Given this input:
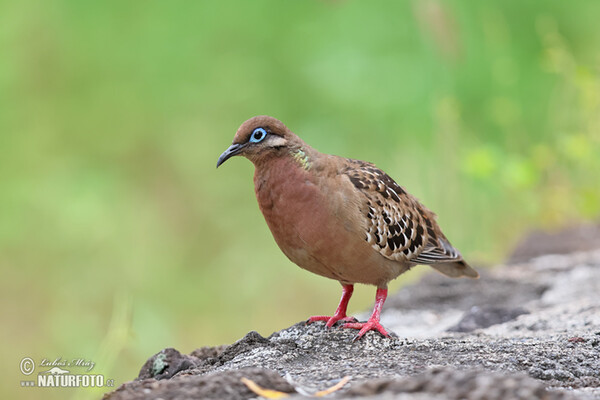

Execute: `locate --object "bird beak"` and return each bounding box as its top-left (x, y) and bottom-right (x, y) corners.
top-left (216, 143), bottom-right (245, 168)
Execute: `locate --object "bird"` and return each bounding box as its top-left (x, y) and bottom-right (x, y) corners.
top-left (217, 116), bottom-right (478, 340)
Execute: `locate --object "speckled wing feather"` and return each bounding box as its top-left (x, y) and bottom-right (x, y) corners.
top-left (342, 159), bottom-right (463, 265)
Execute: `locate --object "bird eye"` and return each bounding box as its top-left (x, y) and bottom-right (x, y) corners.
top-left (249, 128), bottom-right (267, 143)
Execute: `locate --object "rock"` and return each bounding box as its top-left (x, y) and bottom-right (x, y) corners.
top-left (344, 368), bottom-right (576, 400)
top-left (448, 306), bottom-right (529, 332)
top-left (509, 222), bottom-right (600, 263)
top-left (103, 248), bottom-right (600, 400)
top-left (105, 367), bottom-right (295, 400)
top-left (137, 348), bottom-right (200, 380)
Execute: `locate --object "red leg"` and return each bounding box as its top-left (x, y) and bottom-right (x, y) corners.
top-left (343, 287), bottom-right (389, 340)
top-left (307, 284), bottom-right (357, 328)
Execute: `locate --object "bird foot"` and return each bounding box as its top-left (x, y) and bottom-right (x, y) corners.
top-left (343, 319), bottom-right (390, 340)
top-left (306, 315), bottom-right (358, 328)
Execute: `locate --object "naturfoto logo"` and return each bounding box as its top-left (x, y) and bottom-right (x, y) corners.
top-left (19, 356), bottom-right (115, 389)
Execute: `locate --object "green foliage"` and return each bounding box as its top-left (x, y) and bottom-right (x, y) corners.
top-left (1, 1), bottom-right (599, 398)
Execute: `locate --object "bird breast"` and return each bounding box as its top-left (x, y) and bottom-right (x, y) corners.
top-left (253, 156), bottom-right (405, 286)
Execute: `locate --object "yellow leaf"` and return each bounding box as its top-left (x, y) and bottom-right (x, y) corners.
top-left (241, 377), bottom-right (290, 399)
top-left (314, 376), bottom-right (351, 397)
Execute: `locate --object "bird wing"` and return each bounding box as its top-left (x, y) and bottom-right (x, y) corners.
top-left (341, 159), bottom-right (463, 265)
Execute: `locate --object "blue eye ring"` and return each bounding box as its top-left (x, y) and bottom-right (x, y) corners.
top-left (249, 127), bottom-right (267, 143)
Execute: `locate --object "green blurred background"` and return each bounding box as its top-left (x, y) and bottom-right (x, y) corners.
top-left (2, 0), bottom-right (599, 398)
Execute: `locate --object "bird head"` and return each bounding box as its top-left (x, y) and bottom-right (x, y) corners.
top-left (217, 115), bottom-right (298, 167)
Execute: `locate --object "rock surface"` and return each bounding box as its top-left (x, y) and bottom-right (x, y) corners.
top-left (103, 246), bottom-right (600, 400)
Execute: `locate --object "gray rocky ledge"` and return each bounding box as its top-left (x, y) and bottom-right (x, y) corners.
top-left (104, 247), bottom-right (600, 400)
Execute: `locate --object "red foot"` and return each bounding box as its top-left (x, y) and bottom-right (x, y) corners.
top-left (343, 319), bottom-right (389, 340)
top-left (307, 315), bottom-right (358, 328)
top-left (306, 284), bottom-right (355, 328)
top-left (343, 287), bottom-right (390, 341)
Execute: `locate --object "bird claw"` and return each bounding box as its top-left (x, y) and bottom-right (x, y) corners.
top-left (307, 315), bottom-right (358, 328)
top-left (343, 320), bottom-right (390, 340)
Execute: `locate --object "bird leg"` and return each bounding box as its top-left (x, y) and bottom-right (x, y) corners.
top-left (343, 287), bottom-right (390, 340)
top-left (307, 284), bottom-right (357, 328)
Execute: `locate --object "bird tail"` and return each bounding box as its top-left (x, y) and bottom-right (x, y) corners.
top-left (429, 260), bottom-right (479, 279)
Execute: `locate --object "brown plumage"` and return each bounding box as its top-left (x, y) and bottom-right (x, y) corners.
top-left (217, 115), bottom-right (478, 340)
